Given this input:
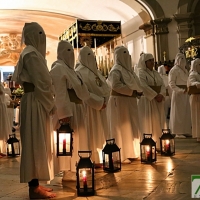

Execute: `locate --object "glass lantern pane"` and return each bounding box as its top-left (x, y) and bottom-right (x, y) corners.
top-left (13, 143), bottom-right (20, 154)
top-left (141, 145), bottom-right (151, 160)
top-left (104, 154), bottom-right (110, 168)
top-left (170, 139), bottom-right (175, 152)
top-left (78, 168), bottom-right (93, 189)
top-left (7, 144), bottom-right (12, 154)
top-left (162, 139), bottom-right (171, 153)
top-left (58, 133), bottom-right (71, 154)
top-left (113, 151), bottom-right (120, 169)
top-left (152, 146), bottom-right (156, 159)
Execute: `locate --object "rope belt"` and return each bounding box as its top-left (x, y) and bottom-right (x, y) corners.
top-left (23, 82), bottom-right (35, 93)
top-left (67, 89), bottom-right (82, 104)
top-left (111, 90), bottom-right (138, 98)
top-left (149, 85), bottom-right (161, 94)
top-left (188, 85), bottom-right (200, 94)
top-left (177, 85), bottom-right (187, 90)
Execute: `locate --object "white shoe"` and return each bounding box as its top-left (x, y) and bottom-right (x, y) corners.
top-left (122, 159), bottom-right (131, 164)
top-left (62, 171), bottom-right (76, 181)
top-left (175, 134), bottom-right (186, 138)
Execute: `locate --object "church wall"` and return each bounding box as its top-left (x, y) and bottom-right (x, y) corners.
top-left (121, 15), bottom-right (147, 65)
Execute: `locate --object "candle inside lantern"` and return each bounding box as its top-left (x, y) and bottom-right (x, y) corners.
top-left (63, 138), bottom-right (66, 154)
top-left (82, 170), bottom-right (87, 191)
top-left (146, 146), bottom-right (150, 161)
top-left (164, 140), bottom-right (170, 153)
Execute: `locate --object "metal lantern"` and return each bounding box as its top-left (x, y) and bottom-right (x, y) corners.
top-left (140, 134), bottom-right (156, 163)
top-left (76, 151), bottom-right (95, 196)
top-left (7, 134), bottom-right (20, 157)
top-left (102, 138), bottom-right (121, 173)
top-left (57, 123), bottom-right (73, 156)
top-left (160, 129), bottom-right (175, 156)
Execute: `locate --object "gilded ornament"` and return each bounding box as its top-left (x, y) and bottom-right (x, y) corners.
top-left (80, 36), bottom-right (92, 47)
top-left (92, 22), bottom-right (108, 31)
top-left (79, 23), bottom-right (92, 31)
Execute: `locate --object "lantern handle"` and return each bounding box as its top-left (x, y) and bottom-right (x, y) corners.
top-left (59, 118), bottom-right (71, 125)
top-left (106, 138), bottom-right (115, 143)
top-left (162, 129), bottom-right (171, 133)
top-left (143, 133), bottom-right (152, 138)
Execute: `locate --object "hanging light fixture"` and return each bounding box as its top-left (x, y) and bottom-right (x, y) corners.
top-left (57, 123), bottom-right (73, 156)
top-left (160, 129), bottom-right (175, 156)
top-left (76, 151), bottom-right (95, 196)
top-left (102, 138), bottom-right (121, 173)
top-left (140, 134), bottom-right (156, 163)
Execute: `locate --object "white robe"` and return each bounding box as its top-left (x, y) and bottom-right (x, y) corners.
top-left (0, 83), bottom-right (10, 153)
top-left (5, 93), bottom-right (14, 132)
top-left (158, 70), bottom-right (172, 128)
top-left (168, 66), bottom-right (192, 135)
top-left (76, 64), bottom-right (110, 163)
top-left (187, 71), bottom-right (200, 138)
top-left (138, 68), bottom-right (167, 147)
top-left (50, 60), bottom-right (91, 172)
top-left (107, 69), bottom-right (142, 160)
top-left (13, 46), bottom-right (55, 183)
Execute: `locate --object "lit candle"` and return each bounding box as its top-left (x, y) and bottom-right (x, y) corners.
top-left (82, 170), bottom-right (87, 191)
top-left (164, 140), bottom-right (170, 153)
top-left (146, 146), bottom-right (150, 161)
top-left (63, 138), bottom-right (66, 154)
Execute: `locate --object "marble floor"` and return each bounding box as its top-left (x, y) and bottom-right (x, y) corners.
top-left (0, 136), bottom-right (200, 200)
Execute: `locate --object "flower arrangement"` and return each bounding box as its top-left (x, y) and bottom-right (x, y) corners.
top-left (12, 87), bottom-right (24, 96)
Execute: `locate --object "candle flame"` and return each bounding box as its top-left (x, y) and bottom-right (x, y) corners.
top-left (82, 170), bottom-right (86, 177)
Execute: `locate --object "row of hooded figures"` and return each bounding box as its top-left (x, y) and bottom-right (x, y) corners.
top-left (0, 22), bottom-right (200, 199)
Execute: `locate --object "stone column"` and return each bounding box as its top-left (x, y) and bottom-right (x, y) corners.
top-left (151, 18), bottom-right (172, 62)
top-left (173, 13), bottom-right (194, 47)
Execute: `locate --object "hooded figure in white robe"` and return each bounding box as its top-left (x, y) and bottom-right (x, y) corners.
top-left (0, 83), bottom-right (10, 155)
top-left (158, 63), bottom-right (172, 127)
top-left (75, 46), bottom-right (110, 164)
top-left (50, 41), bottom-right (94, 175)
top-left (4, 87), bottom-right (14, 132)
top-left (137, 53), bottom-right (166, 148)
top-left (107, 46), bottom-right (143, 162)
top-left (169, 53), bottom-right (191, 137)
top-left (187, 58), bottom-right (200, 141)
top-left (12, 22), bottom-right (56, 199)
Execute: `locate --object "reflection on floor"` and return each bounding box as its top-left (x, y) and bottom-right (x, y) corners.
top-left (0, 135), bottom-right (200, 200)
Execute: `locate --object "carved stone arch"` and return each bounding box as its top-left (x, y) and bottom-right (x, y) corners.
top-left (143, 0), bottom-right (165, 19)
top-left (188, 0), bottom-right (200, 35)
top-left (138, 0), bottom-right (171, 62)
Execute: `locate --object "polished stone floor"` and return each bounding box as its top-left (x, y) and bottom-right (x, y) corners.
top-left (0, 137), bottom-right (200, 200)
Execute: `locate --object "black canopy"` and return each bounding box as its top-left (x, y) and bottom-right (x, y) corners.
top-left (59, 19), bottom-right (121, 48)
